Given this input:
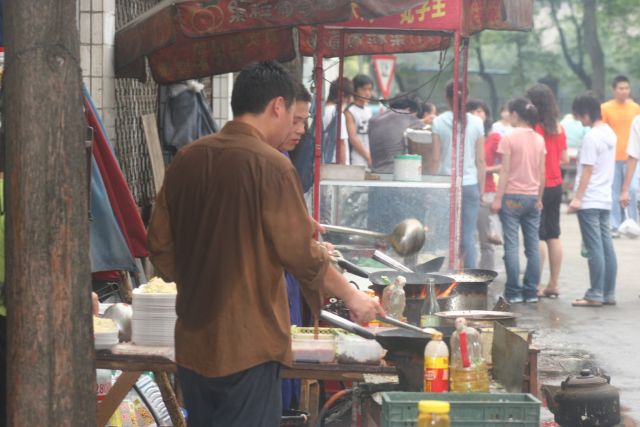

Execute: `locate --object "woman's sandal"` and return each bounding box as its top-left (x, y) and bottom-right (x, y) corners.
top-left (537, 288), bottom-right (560, 298)
top-left (571, 298), bottom-right (603, 307)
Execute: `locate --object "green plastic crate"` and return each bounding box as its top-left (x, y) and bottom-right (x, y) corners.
top-left (381, 392), bottom-right (540, 427)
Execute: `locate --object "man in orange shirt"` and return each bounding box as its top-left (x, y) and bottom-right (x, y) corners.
top-left (601, 75), bottom-right (640, 235)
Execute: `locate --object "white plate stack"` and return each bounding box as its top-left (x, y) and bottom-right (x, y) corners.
top-left (94, 329), bottom-right (119, 350)
top-left (132, 286), bottom-right (177, 347)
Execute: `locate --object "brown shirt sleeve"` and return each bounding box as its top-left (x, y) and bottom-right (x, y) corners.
top-left (147, 183), bottom-right (176, 282)
top-left (261, 166), bottom-right (329, 314)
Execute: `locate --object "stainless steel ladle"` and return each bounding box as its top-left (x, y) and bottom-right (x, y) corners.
top-left (321, 218), bottom-right (427, 257)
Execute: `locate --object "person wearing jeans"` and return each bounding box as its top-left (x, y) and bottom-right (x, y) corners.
top-left (431, 81), bottom-right (486, 268)
top-left (499, 195), bottom-right (541, 301)
top-left (491, 98), bottom-right (546, 303)
top-left (569, 92), bottom-right (618, 306)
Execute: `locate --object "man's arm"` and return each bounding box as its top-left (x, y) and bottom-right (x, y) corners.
top-left (429, 133), bottom-right (442, 174)
top-left (620, 157), bottom-right (638, 207)
top-left (476, 135), bottom-right (486, 198)
top-left (345, 110), bottom-right (372, 165)
top-left (568, 165), bottom-right (593, 213)
top-left (263, 168), bottom-right (382, 323)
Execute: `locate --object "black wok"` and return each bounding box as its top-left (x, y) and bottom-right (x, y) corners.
top-left (319, 310), bottom-right (454, 354)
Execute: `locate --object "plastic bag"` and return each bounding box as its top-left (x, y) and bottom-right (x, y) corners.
top-left (619, 209), bottom-right (640, 238)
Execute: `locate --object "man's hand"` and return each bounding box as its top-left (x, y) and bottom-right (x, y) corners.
top-left (91, 292), bottom-right (99, 316)
top-left (568, 198), bottom-right (581, 214)
top-left (490, 198), bottom-right (501, 214)
top-left (311, 217), bottom-right (325, 235)
top-left (535, 200), bottom-right (543, 210)
top-left (620, 190), bottom-right (631, 208)
top-left (342, 287), bottom-right (385, 324)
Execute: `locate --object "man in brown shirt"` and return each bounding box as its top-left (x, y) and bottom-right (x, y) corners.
top-left (147, 61), bottom-right (381, 427)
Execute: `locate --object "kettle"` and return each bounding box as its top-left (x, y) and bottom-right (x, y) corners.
top-left (541, 368), bottom-right (620, 427)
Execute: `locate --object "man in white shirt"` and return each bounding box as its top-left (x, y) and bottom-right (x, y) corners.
top-left (620, 114), bottom-right (640, 209)
top-left (345, 74), bottom-right (374, 167)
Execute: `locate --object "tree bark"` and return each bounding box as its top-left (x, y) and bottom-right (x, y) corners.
top-left (583, 0), bottom-right (605, 99)
top-left (4, 0), bottom-right (96, 425)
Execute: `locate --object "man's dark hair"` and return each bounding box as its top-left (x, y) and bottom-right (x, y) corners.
top-left (295, 82), bottom-right (312, 104)
top-left (466, 98), bottom-right (491, 134)
top-left (508, 97), bottom-right (538, 127)
top-left (572, 92), bottom-right (602, 122)
top-left (422, 102), bottom-right (436, 115)
top-left (388, 94), bottom-right (421, 112)
top-left (231, 61), bottom-right (295, 116)
top-left (445, 79), bottom-right (468, 112)
top-left (352, 74), bottom-right (374, 91)
top-left (327, 77), bottom-right (353, 104)
top-left (612, 75), bottom-right (630, 89)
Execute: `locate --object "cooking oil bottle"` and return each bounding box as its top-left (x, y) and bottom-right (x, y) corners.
top-left (449, 317), bottom-right (489, 392)
top-left (382, 275), bottom-right (406, 321)
top-left (424, 331), bottom-right (449, 392)
top-left (416, 400), bottom-right (450, 427)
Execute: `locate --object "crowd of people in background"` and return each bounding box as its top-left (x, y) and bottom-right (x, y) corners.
top-left (306, 72), bottom-right (640, 308)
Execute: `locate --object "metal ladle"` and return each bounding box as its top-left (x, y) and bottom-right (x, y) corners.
top-left (321, 218), bottom-right (427, 257)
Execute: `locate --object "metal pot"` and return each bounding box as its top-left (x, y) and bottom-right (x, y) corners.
top-left (439, 268), bottom-right (499, 311)
top-left (542, 369), bottom-right (620, 427)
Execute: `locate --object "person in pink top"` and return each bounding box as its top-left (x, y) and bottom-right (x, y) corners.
top-left (525, 83), bottom-right (568, 298)
top-left (491, 98), bottom-right (546, 304)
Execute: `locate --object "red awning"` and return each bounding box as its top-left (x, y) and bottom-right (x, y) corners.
top-left (115, 0), bottom-right (428, 83)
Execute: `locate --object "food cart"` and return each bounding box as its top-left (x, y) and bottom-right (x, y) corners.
top-left (104, 1), bottom-right (537, 425)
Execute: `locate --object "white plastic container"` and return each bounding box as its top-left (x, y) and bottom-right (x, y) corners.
top-left (291, 336), bottom-right (336, 363)
top-left (394, 154), bottom-right (422, 181)
top-left (335, 334), bottom-right (385, 365)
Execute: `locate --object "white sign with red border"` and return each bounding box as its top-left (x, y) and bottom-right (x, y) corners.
top-left (372, 55), bottom-right (396, 99)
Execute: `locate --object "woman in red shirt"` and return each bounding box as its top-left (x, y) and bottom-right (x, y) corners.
top-left (525, 83), bottom-right (568, 298)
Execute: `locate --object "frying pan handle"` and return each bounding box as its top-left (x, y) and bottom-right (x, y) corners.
top-left (337, 259), bottom-right (369, 278)
top-left (321, 224), bottom-right (387, 240)
top-left (372, 250), bottom-right (414, 273)
top-left (376, 315), bottom-right (433, 336)
top-left (319, 310), bottom-right (376, 340)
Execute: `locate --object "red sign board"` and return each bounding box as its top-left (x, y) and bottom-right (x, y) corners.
top-left (339, 0), bottom-right (460, 32)
top-left (372, 55), bottom-right (396, 99)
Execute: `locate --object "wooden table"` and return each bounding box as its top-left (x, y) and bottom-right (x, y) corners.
top-left (95, 350), bottom-right (397, 426)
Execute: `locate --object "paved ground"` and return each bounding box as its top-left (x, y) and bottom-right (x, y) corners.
top-left (490, 210), bottom-right (639, 425)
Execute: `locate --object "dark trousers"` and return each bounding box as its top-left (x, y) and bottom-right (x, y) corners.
top-left (0, 316), bottom-right (5, 427)
top-left (178, 362), bottom-right (282, 427)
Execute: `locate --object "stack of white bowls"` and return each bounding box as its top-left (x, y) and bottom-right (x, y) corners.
top-left (131, 285), bottom-right (177, 347)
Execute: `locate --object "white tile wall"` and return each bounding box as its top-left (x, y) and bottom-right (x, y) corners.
top-left (212, 73), bottom-right (234, 128)
top-left (79, 0), bottom-right (116, 139)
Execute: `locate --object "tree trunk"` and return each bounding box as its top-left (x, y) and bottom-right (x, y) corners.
top-left (583, 0), bottom-right (605, 99)
top-left (4, 0), bottom-right (96, 425)
top-left (473, 35), bottom-right (499, 122)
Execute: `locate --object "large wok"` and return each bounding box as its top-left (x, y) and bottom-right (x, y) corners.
top-left (319, 310), bottom-right (455, 354)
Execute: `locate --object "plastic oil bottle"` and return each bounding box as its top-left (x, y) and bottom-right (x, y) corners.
top-left (416, 400), bottom-right (450, 427)
top-left (382, 275), bottom-right (407, 321)
top-left (424, 331), bottom-right (449, 392)
top-left (449, 317), bottom-right (489, 392)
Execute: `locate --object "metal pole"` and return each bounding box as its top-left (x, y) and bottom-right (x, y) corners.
top-left (335, 31), bottom-right (346, 164)
top-left (448, 30), bottom-right (462, 270)
top-left (312, 26), bottom-right (326, 222)
top-left (4, 0), bottom-right (96, 424)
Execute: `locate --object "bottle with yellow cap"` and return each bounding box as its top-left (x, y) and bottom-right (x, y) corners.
top-left (423, 331), bottom-right (449, 392)
top-left (416, 400), bottom-right (450, 427)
